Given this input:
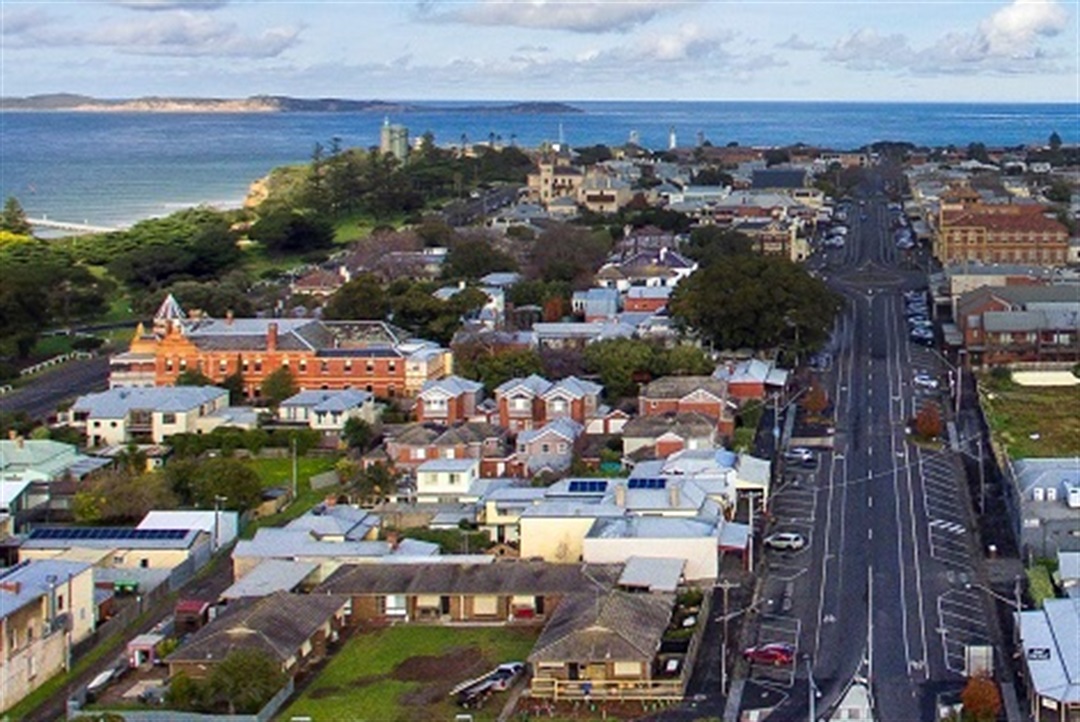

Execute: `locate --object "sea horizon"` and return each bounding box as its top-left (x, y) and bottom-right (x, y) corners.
top-left (2, 100), bottom-right (1074, 230)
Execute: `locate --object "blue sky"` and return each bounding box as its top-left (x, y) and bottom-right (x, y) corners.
top-left (1, 0), bottom-right (1077, 102)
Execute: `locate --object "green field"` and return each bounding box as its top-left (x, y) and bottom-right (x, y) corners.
top-left (980, 382), bottom-right (1080, 458)
top-left (281, 626), bottom-right (539, 722)
top-left (240, 455), bottom-right (341, 537)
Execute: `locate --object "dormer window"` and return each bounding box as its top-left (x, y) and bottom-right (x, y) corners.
top-left (511, 395), bottom-right (530, 412)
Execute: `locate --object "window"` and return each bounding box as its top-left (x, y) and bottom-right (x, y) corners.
top-left (473, 595), bottom-right (498, 616)
top-left (541, 443), bottom-right (550, 454)
top-left (557, 442), bottom-right (568, 453)
top-left (412, 448), bottom-right (427, 460)
top-left (242, 359), bottom-right (250, 372)
top-left (448, 473), bottom-right (460, 485)
top-left (179, 359), bottom-right (187, 370)
top-left (388, 361), bottom-right (396, 372)
top-left (613, 662), bottom-right (642, 678)
top-left (344, 360), bottom-right (352, 372)
top-left (1046, 488), bottom-right (1057, 502)
top-left (57, 594), bottom-right (64, 612)
top-left (1033, 488), bottom-right (1044, 501)
top-left (219, 360), bottom-right (227, 372)
top-left (550, 398), bottom-right (567, 412)
top-left (511, 395), bottom-right (530, 412)
top-left (321, 361), bottom-right (329, 374)
top-left (254, 360), bottom-right (263, 372)
top-left (366, 362), bottom-right (375, 374)
top-left (299, 360), bottom-right (307, 373)
top-left (162, 413), bottom-right (176, 425)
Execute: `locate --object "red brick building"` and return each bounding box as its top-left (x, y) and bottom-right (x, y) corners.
top-left (955, 285), bottom-right (1080, 366)
top-left (415, 375), bottom-right (484, 425)
top-left (935, 195), bottom-right (1069, 266)
top-left (638, 376), bottom-right (735, 436)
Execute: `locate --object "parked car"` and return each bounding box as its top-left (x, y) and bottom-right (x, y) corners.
top-left (743, 642), bottom-right (796, 665)
top-left (764, 532), bottom-right (807, 551)
top-left (909, 330), bottom-right (935, 346)
top-left (488, 662), bottom-right (525, 691)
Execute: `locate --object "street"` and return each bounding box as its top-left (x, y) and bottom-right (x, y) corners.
top-left (0, 356), bottom-right (110, 421)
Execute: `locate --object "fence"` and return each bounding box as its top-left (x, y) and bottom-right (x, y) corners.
top-left (18, 351), bottom-right (95, 377)
top-left (71, 678), bottom-right (294, 722)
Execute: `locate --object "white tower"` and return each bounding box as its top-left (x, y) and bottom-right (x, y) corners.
top-left (668, 126), bottom-right (677, 150)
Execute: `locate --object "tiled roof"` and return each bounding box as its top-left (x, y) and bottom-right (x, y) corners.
top-left (166, 591), bottom-right (346, 665)
top-left (529, 589), bottom-right (674, 664)
top-left (622, 412), bottom-right (716, 439)
top-left (640, 376), bottom-right (728, 400)
top-left (942, 207), bottom-right (1067, 234)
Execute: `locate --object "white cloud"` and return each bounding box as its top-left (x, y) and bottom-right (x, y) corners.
top-left (1, 8), bottom-right (53, 37)
top-left (776, 33), bottom-right (818, 51)
top-left (111, 1), bottom-right (229, 10)
top-left (823, 0), bottom-right (1070, 75)
top-left (419, 0), bottom-right (689, 33)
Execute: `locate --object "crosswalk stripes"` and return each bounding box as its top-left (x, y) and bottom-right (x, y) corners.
top-left (929, 518), bottom-right (966, 534)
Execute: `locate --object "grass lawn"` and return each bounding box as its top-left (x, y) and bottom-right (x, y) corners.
top-left (281, 626), bottom-right (539, 722)
top-left (240, 455), bottom-right (341, 538)
top-left (979, 380), bottom-right (1080, 458)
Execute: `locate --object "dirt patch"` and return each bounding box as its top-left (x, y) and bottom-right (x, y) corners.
top-left (393, 647), bottom-right (487, 706)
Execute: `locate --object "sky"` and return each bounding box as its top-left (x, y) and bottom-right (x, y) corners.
top-left (1, 0), bottom-right (1077, 102)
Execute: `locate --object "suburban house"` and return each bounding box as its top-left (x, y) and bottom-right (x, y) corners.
top-left (527, 154), bottom-right (584, 206)
top-left (289, 268), bottom-right (344, 299)
top-left (955, 286), bottom-right (1080, 366)
top-left (594, 248), bottom-right (697, 292)
top-left (166, 591), bottom-right (348, 681)
top-left (19, 526), bottom-right (213, 577)
top-left (68, 386), bottom-right (230, 446)
top-left (414, 376), bottom-right (484, 425)
top-left (315, 560), bottom-right (622, 626)
top-left (621, 413), bottom-right (718, 460)
top-left (108, 296), bottom-right (452, 400)
top-left (1016, 597), bottom-right (1080, 721)
top-left (495, 375), bottom-right (603, 432)
top-left (0, 560), bottom-right (96, 712)
top-left (1014, 457), bottom-right (1080, 558)
top-left (0, 438), bottom-right (110, 526)
top-left (380, 422), bottom-right (514, 476)
top-left (571, 288), bottom-right (620, 322)
top-left (414, 458), bottom-right (481, 503)
top-left (638, 376), bottom-right (736, 436)
top-left (532, 321), bottom-right (637, 351)
top-left (515, 418), bottom-right (583, 476)
top-left (219, 559), bottom-right (320, 602)
top-left (624, 286), bottom-right (672, 313)
top-left (277, 389), bottom-right (378, 434)
top-left (480, 486), bottom-right (547, 543)
top-left (528, 588), bottom-right (677, 699)
top-left (712, 359), bottom-right (790, 402)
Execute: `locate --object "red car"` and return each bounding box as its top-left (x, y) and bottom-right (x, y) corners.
top-left (743, 643), bottom-right (796, 666)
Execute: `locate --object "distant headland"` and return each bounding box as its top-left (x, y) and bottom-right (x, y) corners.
top-left (0, 94), bottom-right (583, 114)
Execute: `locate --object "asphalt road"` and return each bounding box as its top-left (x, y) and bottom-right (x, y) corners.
top-left (0, 356), bottom-right (110, 421)
top-left (744, 175), bottom-right (995, 721)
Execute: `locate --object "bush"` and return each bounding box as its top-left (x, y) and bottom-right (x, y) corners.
top-left (71, 335), bottom-right (104, 352)
top-left (677, 588), bottom-right (705, 608)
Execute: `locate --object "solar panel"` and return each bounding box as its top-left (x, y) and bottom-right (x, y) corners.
top-left (28, 527), bottom-right (189, 541)
top-left (628, 478), bottom-right (667, 490)
top-left (567, 480), bottom-right (607, 494)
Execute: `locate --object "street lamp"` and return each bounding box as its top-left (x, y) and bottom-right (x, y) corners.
top-left (965, 579), bottom-right (1023, 614)
top-left (805, 656), bottom-right (822, 722)
top-left (713, 586), bottom-right (759, 696)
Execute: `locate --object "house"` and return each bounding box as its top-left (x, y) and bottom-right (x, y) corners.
top-left (1055, 551), bottom-right (1080, 599)
top-left (621, 413), bottom-right (718, 459)
top-left (415, 458), bottom-right (480, 503)
top-left (515, 418), bottom-right (583, 476)
top-left (415, 376), bottom-right (484, 425)
top-left (137, 510), bottom-right (239, 553)
top-left (712, 359), bottom-right (790, 402)
top-left (527, 154), bottom-right (584, 206)
top-left (381, 423), bottom-right (512, 475)
top-left (315, 561), bottom-right (622, 626)
top-left (571, 288), bottom-right (620, 321)
top-left (955, 286), bottom-right (1080, 366)
top-left (219, 560), bottom-right (320, 602)
top-left (109, 297), bottom-right (452, 400)
top-left (1016, 597), bottom-right (1080, 721)
top-left (1014, 458), bottom-right (1080, 558)
top-left (289, 268), bottom-right (344, 299)
top-left (624, 286), bottom-right (672, 313)
top-left (494, 375), bottom-right (602, 432)
top-left (528, 589), bottom-right (677, 699)
top-left (166, 591), bottom-right (348, 681)
top-left (68, 386), bottom-right (230, 446)
top-left (20, 526), bottom-right (213, 576)
top-left (595, 248), bottom-right (697, 292)
top-left (480, 486), bottom-right (547, 543)
top-left (532, 321), bottom-right (637, 352)
top-left (0, 438), bottom-right (111, 525)
top-left (0, 560), bottom-right (96, 712)
top-left (639, 376), bottom-right (735, 436)
top-left (277, 389), bottom-right (378, 434)
top-left (583, 516), bottom-right (720, 580)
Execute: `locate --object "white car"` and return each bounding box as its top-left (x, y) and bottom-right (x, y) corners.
top-left (784, 447), bottom-right (815, 464)
top-left (764, 532), bottom-right (807, 551)
top-left (913, 373), bottom-right (939, 389)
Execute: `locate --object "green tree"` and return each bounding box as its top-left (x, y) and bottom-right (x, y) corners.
top-left (221, 371), bottom-right (245, 404)
top-left (685, 226), bottom-right (754, 267)
top-left (72, 469), bottom-right (177, 524)
top-left (669, 254), bottom-right (842, 355)
top-left (249, 209), bottom-right (335, 254)
top-left (0, 197), bottom-right (32, 235)
top-left (341, 417), bottom-right (374, 452)
top-left (455, 346), bottom-right (545, 393)
top-left (662, 344), bottom-right (714, 376)
top-left (175, 369), bottom-right (215, 387)
top-left (323, 274), bottom-right (390, 320)
top-left (530, 225), bottom-right (611, 287)
top-left (189, 458), bottom-right (263, 511)
top-left (206, 649), bottom-right (287, 714)
top-left (584, 338), bottom-right (660, 398)
top-left (1048, 131), bottom-right (1062, 150)
top-left (260, 367), bottom-right (297, 408)
top-left (444, 237), bottom-right (518, 280)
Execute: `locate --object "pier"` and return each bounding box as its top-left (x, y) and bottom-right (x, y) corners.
top-left (27, 216), bottom-right (123, 235)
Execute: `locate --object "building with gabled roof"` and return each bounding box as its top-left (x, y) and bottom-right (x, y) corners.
top-left (165, 590), bottom-right (348, 680)
top-left (277, 388), bottom-right (378, 433)
top-left (639, 376), bottom-right (735, 436)
top-left (68, 386), bottom-right (230, 446)
top-left (935, 200), bottom-right (1069, 266)
top-left (1017, 597), bottom-right (1080, 720)
top-left (415, 375), bottom-right (484, 425)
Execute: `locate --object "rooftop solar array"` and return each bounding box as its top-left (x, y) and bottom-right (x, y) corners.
top-left (628, 478), bottom-right (667, 490)
top-left (566, 480), bottom-right (608, 494)
top-left (28, 528), bottom-right (189, 541)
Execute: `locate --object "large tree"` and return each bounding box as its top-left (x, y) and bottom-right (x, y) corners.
top-left (249, 209), bottom-right (334, 254)
top-left (260, 367), bottom-right (297, 408)
top-left (669, 254), bottom-right (842, 357)
top-left (323, 274), bottom-right (390, 320)
top-left (188, 457), bottom-right (264, 511)
top-left (0, 197), bottom-right (32, 235)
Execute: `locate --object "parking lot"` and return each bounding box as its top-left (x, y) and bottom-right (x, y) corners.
top-left (935, 587), bottom-right (994, 675)
top-left (918, 449), bottom-right (973, 571)
top-left (746, 615), bottom-right (802, 689)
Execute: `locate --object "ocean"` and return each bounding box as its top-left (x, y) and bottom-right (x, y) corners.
top-left (0, 101), bottom-right (1074, 229)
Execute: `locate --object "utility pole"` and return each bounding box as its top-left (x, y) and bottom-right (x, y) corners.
top-left (291, 435), bottom-right (299, 501)
top-left (806, 657), bottom-right (818, 722)
top-left (747, 490), bottom-right (762, 571)
top-left (717, 579), bottom-right (739, 694)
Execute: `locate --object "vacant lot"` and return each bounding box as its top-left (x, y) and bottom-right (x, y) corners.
top-left (281, 625), bottom-right (539, 722)
top-left (981, 381), bottom-right (1080, 458)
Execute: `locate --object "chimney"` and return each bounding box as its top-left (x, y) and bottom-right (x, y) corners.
top-left (225, 310), bottom-right (234, 326)
top-left (659, 247), bottom-right (668, 262)
top-left (266, 322), bottom-right (278, 352)
top-left (385, 530), bottom-right (400, 551)
top-left (614, 483), bottom-right (626, 507)
top-left (15, 436), bottom-right (23, 449)
top-left (7, 430), bottom-right (15, 441)
top-left (0, 581), bottom-right (20, 594)
top-left (324, 495), bottom-right (338, 508)
top-left (668, 483), bottom-right (680, 508)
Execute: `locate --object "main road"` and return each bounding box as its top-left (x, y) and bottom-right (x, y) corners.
top-left (746, 174), bottom-right (994, 721)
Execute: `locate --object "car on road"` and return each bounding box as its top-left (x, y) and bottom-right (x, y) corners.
top-left (783, 447), bottom-right (815, 464)
top-left (913, 373), bottom-right (939, 389)
top-left (488, 662), bottom-right (525, 691)
top-left (743, 642), bottom-right (796, 665)
top-left (764, 532), bottom-right (807, 551)
top-left (909, 329), bottom-right (935, 346)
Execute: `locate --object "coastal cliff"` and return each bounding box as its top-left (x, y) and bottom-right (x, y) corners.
top-left (1, 94), bottom-right (583, 114)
